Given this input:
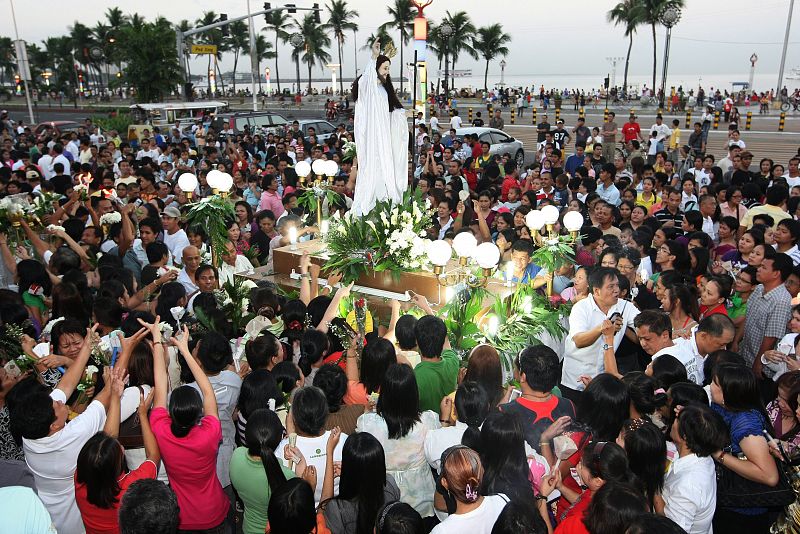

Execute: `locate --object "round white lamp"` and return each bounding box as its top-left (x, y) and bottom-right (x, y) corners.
top-left (311, 158), bottom-right (327, 178)
top-left (474, 242), bottom-right (501, 279)
top-left (177, 173), bottom-right (198, 199)
top-left (206, 169), bottom-right (224, 192)
top-left (563, 211), bottom-right (585, 233)
top-left (541, 205), bottom-right (560, 226)
top-left (452, 232), bottom-right (477, 265)
top-left (525, 210), bottom-right (546, 231)
top-left (426, 240), bottom-right (453, 275)
top-left (295, 160), bottom-right (312, 178)
top-left (218, 173), bottom-right (234, 194)
top-left (324, 160), bottom-right (339, 177)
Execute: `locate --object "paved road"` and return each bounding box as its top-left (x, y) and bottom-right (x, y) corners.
top-left (15, 101), bottom-right (800, 166)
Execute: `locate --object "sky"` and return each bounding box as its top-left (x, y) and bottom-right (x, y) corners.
top-left (2, 0), bottom-right (798, 83)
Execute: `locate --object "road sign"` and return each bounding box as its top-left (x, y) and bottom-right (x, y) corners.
top-left (191, 44), bottom-right (218, 55)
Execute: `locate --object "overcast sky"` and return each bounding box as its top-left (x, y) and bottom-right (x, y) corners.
top-left (3, 0), bottom-right (798, 80)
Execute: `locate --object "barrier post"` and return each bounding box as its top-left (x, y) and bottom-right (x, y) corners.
top-left (713, 111), bottom-right (720, 130)
top-left (746, 111), bottom-right (752, 131)
top-left (780, 111), bottom-right (786, 132)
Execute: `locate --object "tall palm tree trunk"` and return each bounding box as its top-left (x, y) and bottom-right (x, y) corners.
top-left (483, 59), bottom-right (489, 92)
top-left (651, 23), bottom-right (657, 93)
top-left (398, 29), bottom-right (403, 96)
top-left (274, 35), bottom-right (282, 93)
top-left (353, 29), bottom-right (358, 82)
top-left (307, 60), bottom-right (312, 92)
top-left (623, 33), bottom-right (632, 97)
top-left (232, 51), bottom-right (239, 92)
top-left (337, 36), bottom-right (344, 95)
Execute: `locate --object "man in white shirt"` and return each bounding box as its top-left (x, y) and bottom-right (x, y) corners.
top-left (449, 110), bottom-right (463, 130)
top-left (561, 267), bottom-right (640, 402)
top-left (51, 144), bottom-right (71, 178)
top-left (699, 195), bottom-right (718, 242)
top-left (178, 245), bottom-right (201, 295)
top-left (634, 310), bottom-right (702, 384)
top-left (136, 138), bottom-right (160, 160)
top-left (37, 149), bottom-right (54, 180)
top-left (160, 206), bottom-right (190, 262)
top-left (674, 315), bottom-right (736, 384)
top-left (650, 114), bottom-right (672, 151)
top-left (218, 240), bottom-right (254, 285)
top-left (429, 111), bottom-right (440, 133)
top-left (662, 404), bottom-right (728, 534)
top-left (65, 133), bottom-right (80, 160)
top-left (13, 337), bottom-right (121, 534)
top-left (785, 157), bottom-right (800, 188)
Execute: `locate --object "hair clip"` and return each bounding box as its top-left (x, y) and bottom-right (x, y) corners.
top-left (626, 418), bottom-right (647, 432)
top-left (465, 483), bottom-right (479, 502)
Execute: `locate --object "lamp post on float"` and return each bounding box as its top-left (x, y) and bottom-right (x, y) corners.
top-left (411, 0), bottom-right (431, 121)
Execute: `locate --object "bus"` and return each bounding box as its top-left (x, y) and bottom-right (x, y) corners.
top-left (128, 101), bottom-right (229, 129)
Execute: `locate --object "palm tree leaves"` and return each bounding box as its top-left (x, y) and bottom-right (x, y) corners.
top-left (327, 0), bottom-right (359, 95)
top-left (473, 24), bottom-right (511, 92)
top-left (292, 13), bottom-right (332, 92)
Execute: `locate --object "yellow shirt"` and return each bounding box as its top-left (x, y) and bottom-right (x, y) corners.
top-left (741, 204), bottom-right (791, 230)
top-left (669, 128), bottom-right (680, 150)
top-left (636, 192), bottom-right (661, 211)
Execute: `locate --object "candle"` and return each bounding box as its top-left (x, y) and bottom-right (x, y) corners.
top-left (321, 219), bottom-right (329, 236)
top-left (288, 226), bottom-right (298, 250)
top-left (505, 261), bottom-right (515, 286)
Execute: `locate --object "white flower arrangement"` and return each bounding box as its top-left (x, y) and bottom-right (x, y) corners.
top-left (99, 212), bottom-right (122, 226)
top-left (158, 322), bottom-right (174, 340)
top-left (46, 224), bottom-right (65, 233)
top-left (342, 141), bottom-right (357, 161)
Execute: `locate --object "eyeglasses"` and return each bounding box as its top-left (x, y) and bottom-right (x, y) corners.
top-left (736, 276), bottom-right (753, 285)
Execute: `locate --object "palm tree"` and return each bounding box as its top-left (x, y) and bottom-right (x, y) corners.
top-left (43, 36), bottom-right (74, 94)
top-left (608, 0), bottom-right (643, 98)
top-left (196, 11), bottom-right (229, 94)
top-left (69, 22), bottom-right (100, 89)
top-left (128, 13), bottom-right (146, 31)
top-left (246, 35), bottom-right (276, 93)
top-left (264, 10), bottom-right (291, 93)
top-left (0, 37), bottom-right (15, 86)
top-left (105, 7), bottom-right (128, 28)
top-left (472, 24), bottom-right (511, 92)
top-left (326, 0), bottom-right (359, 95)
top-left (380, 0), bottom-right (415, 95)
top-left (442, 11), bottom-right (477, 93)
top-left (362, 29), bottom-right (394, 52)
top-left (637, 0), bottom-right (685, 92)
top-left (226, 20), bottom-right (250, 92)
top-left (293, 13), bottom-right (331, 92)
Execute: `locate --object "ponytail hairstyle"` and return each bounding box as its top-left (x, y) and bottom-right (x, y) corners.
top-left (298, 328), bottom-right (329, 377)
top-left (622, 372), bottom-right (667, 418)
top-left (441, 446), bottom-right (484, 504)
top-left (280, 299), bottom-right (308, 345)
top-left (455, 381), bottom-right (491, 451)
top-left (244, 409), bottom-right (287, 492)
top-left (168, 385), bottom-right (204, 438)
top-left (580, 441), bottom-right (636, 487)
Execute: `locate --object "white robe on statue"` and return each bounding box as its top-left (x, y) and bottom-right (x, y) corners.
top-left (352, 57), bottom-right (409, 216)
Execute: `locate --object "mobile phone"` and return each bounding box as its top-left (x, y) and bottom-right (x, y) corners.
top-left (609, 312), bottom-right (622, 322)
top-left (509, 388), bottom-right (522, 402)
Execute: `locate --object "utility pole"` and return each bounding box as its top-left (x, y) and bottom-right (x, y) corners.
top-left (9, 0), bottom-right (34, 124)
top-left (777, 0), bottom-right (795, 96)
top-left (177, 3), bottom-right (321, 101)
top-left (247, 0), bottom-right (258, 111)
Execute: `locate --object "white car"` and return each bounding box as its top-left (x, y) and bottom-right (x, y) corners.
top-left (455, 127), bottom-right (525, 168)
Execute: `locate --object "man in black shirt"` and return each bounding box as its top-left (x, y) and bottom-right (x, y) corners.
top-left (50, 162), bottom-right (72, 195)
top-left (430, 132), bottom-right (445, 164)
top-left (589, 144), bottom-right (606, 175)
top-left (552, 119), bottom-right (571, 151)
top-left (573, 117), bottom-right (591, 147)
top-left (687, 122), bottom-right (705, 157)
top-left (536, 114), bottom-right (551, 143)
top-left (472, 111), bottom-right (485, 127)
top-left (654, 188), bottom-right (684, 229)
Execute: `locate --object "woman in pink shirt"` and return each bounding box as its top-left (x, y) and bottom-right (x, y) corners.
top-left (258, 174), bottom-right (285, 218)
top-left (719, 185), bottom-right (748, 224)
top-left (148, 321), bottom-right (231, 532)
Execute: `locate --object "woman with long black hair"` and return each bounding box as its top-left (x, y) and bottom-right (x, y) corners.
top-left (230, 408), bottom-right (298, 534)
top-left (322, 432), bottom-right (400, 534)
top-left (617, 418), bottom-right (666, 511)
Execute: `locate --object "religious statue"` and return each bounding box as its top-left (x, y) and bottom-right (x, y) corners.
top-left (350, 39), bottom-right (409, 216)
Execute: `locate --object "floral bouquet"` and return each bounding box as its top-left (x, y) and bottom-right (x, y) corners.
top-left (99, 212), bottom-right (122, 236)
top-left (72, 365), bottom-right (99, 415)
top-left (342, 141), bottom-right (356, 162)
top-left (3, 353), bottom-right (37, 378)
top-left (74, 183), bottom-right (90, 202)
top-left (90, 334), bottom-right (112, 367)
top-left (27, 191), bottom-right (62, 228)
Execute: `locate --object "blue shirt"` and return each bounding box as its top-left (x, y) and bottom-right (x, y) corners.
top-left (597, 182), bottom-right (621, 206)
top-left (512, 262), bottom-right (542, 284)
top-left (564, 154), bottom-right (583, 176)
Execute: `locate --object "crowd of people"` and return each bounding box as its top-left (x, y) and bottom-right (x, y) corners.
top-left (2, 97), bottom-right (800, 534)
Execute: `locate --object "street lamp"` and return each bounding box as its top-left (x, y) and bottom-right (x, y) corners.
top-left (749, 53), bottom-right (758, 94)
top-left (658, 5), bottom-right (681, 110)
top-left (439, 21), bottom-right (453, 96)
top-left (499, 59), bottom-right (507, 87)
top-left (290, 33), bottom-right (304, 95)
top-left (265, 66), bottom-right (271, 95)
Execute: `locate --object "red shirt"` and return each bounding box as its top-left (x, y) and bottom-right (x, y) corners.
top-left (621, 122), bottom-right (641, 142)
top-left (501, 176), bottom-right (520, 201)
top-left (699, 303), bottom-right (729, 320)
top-left (554, 489), bottom-right (593, 534)
top-left (75, 460), bottom-right (158, 534)
top-left (149, 407), bottom-right (229, 530)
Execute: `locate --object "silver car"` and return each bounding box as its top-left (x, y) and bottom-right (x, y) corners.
top-left (455, 127), bottom-right (525, 168)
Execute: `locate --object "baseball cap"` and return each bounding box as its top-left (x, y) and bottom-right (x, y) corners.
top-left (115, 176), bottom-right (137, 187)
top-left (162, 206), bottom-right (181, 218)
top-left (26, 170), bottom-right (41, 180)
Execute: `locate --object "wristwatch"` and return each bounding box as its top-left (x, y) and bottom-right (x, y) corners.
top-left (602, 343), bottom-right (611, 351)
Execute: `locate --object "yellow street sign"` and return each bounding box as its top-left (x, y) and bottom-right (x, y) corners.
top-left (191, 44), bottom-right (218, 55)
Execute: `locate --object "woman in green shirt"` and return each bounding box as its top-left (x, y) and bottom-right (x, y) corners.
top-left (728, 266), bottom-right (758, 351)
top-left (17, 259), bottom-right (52, 332)
top-left (230, 409), bottom-right (298, 534)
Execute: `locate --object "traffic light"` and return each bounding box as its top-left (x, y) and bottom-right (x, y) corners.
top-left (14, 74), bottom-right (21, 96)
top-left (220, 14), bottom-right (228, 36)
top-left (603, 76), bottom-right (610, 89)
top-left (264, 3), bottom-right (271, 22)
top-left (286, 3), bottom-right (296, 13)
top-left (313, 3), bottom-right (320, 23)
